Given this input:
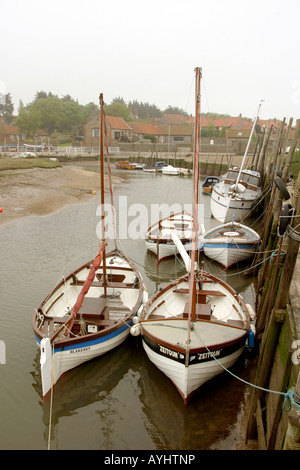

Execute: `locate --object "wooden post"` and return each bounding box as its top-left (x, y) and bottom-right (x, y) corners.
top-left (282, 119), bottom-right (300, 183)
top-left (274, 170), bottom-right (300, 310)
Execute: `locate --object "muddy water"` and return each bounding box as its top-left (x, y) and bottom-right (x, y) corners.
top-left (0, 163), bottom-right (258, 450)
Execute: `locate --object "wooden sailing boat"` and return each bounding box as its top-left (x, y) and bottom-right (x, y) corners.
top-left (131, 68), bottom-right (252, 404)
top-left (210, 103), bottom-right (263, 223)
top-left (145, 210), bottom-right (194, 262)
top-left (33, 93), bottom-right (147, 398)
top-left (203, 219), bottom-right (261, 268)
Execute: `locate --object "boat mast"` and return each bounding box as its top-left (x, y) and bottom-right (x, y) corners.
top-left (188, 67), bottom-right (202, 324)
top-left (99, 93), bottom-right (107, 294)
top-left (234, 101), bottom-right (262, 190)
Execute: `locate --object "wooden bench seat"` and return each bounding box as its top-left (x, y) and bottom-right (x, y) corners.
top-left (71, 280), bottom-right (138, 289)
top-left (183, 302), bottom-right (212, 320)
top-left (173, 288), bottom-right (226, 304)
top-left (173, 288), bottom-right (226, 297)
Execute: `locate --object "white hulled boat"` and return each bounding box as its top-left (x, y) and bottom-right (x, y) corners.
top-left (132, 68), bottom-right (252, 404)
top-left (203, 220), bottom-right (261, 268)
top-left (33, 94), bottom-right (147, 397)
top-left (145, 210), bottom-right (193, 262)
top-left (161, 165), bottom-right (180, 175)
top-left (210, 103), bottom-right (263, 223)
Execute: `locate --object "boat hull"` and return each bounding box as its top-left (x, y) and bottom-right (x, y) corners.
top-left (202, 222), bottom-right (260, 267)
top-left (203, 242), bottom-right (258, 267)
top-left (145, 238), bottom-right (191, 261)
top-left (210, 189), bottom-right (255, 223)
top-left (141, 320), bottom-right (248, 404)
top-left (37, 323), bottom-right (131, 397)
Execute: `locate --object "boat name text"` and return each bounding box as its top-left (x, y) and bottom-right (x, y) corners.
top-left (197, 350), bottom-right (221, 360)
top-left (159, 345), bottom-right (179, 358)
top-left (70, 346), bottom-right (91, 354)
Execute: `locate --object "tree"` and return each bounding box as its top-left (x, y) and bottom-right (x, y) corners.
top-left (0, 93), bottom-right (14, 124)
top-left (104, 102), bottom-right (131, 121)
top-left (34, 91), bottom-right (48, 101)
top-left (15, 107), bottom-right (41, 138)
top-left (129, 100), bottom-right (162, 119)
top-left (164, 105), bottom-right (187, 115)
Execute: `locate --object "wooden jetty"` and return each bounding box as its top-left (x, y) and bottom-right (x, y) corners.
top-left (241, 118), bottom-right (300, 450)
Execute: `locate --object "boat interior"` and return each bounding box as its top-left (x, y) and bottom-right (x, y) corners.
top-left (144, 277), bottom-right (247, 330)
top-left (36, 265), bottom-right (141, 339)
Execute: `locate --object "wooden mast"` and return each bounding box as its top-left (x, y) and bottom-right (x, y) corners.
top-left (99, 93), bottom-right (107, 295)
top-left (188, 67), bottom-right (202, 324)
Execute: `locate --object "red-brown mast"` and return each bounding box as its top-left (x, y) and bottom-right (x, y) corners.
top-left (188, 67), bottom-right (202, 323)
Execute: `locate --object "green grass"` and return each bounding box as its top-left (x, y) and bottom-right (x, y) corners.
top-left (0, 157), bottom-right (62, 171)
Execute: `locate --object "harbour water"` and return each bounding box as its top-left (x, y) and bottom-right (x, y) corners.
top-left (0, 162), bottom-right (258, 450)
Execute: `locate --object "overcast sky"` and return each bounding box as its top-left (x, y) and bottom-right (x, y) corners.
top-left (1, 0), bottom-right (299, 121)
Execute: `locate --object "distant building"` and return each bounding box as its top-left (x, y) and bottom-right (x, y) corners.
top-left (84, 114), bottom-right (193, 146)
top-left (84, 113), bottom-right (133, 147)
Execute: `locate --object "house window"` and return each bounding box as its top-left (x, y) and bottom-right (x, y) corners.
top-left (92, 128), bottom-right (100, 137)
top-left (114, 131), bottom-right (121, 139)
top-left (173, 136), bottom-right (184, 142)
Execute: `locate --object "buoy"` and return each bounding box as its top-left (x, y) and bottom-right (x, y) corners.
top-left (92, 190), bottom-right (96, 194)
top-left (130, 324), bottom-right (141, 336)
top-left (247, 328), bottom-right (255, 349)
top-left (0, 208), bottom-right (3, 212)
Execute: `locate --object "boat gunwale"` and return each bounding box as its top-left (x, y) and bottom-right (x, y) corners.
top-left (141, 319), bottom-right (248, 355)
top-left (145, 210), bottom-right (193, 237)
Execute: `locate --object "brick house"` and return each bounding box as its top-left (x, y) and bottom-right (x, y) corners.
top-left (84, 113), bottom-right (133, 147)
top-left (0, 123), bottom-right (24, 148)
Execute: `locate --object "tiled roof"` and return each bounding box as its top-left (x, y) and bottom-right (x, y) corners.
top-left (0, 124), bottom-right (20, 135)
top-left (105, 116), bottom-right (132, 131)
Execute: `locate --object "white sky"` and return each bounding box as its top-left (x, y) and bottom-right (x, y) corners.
top-left (1, 0), bottom-right (300, 121)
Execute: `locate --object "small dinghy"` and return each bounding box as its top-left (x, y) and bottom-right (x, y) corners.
top-left (145, 210), bottom-right (194, 262)
top-left (203, 220), bottom-right (261, 268)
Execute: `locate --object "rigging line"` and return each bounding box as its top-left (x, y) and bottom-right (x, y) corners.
top-left (184, 71), bottom-right (195, 116)
top-left (215, 249), bottom-right (286, 277)
top-left (192, 327), bottom-right (288, 399)
top-left (201, 77), bottom-right (210, 115)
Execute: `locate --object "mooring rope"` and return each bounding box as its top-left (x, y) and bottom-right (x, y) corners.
top-left (192, 327), bottom-right (300, 412)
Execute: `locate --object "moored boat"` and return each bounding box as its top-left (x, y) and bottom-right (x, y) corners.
top-left (202, 220), bottom-right (261, 268)
top-left (210, 167), bottom-right (262, 223)
top-left (33, 94), bottom-right (147, 397)
top-left (132, 68), bottom-right (253, 404)
top-left (202, 176), bottom-right (219, 194)
top-left (115, 161), bottom-right (135, 170)
top-left (210, 102), bottom-right (263, 223)
top-left (161, 165), bottom-right (180, 175)
top-left (145, 210), bottom-right (193, 262)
